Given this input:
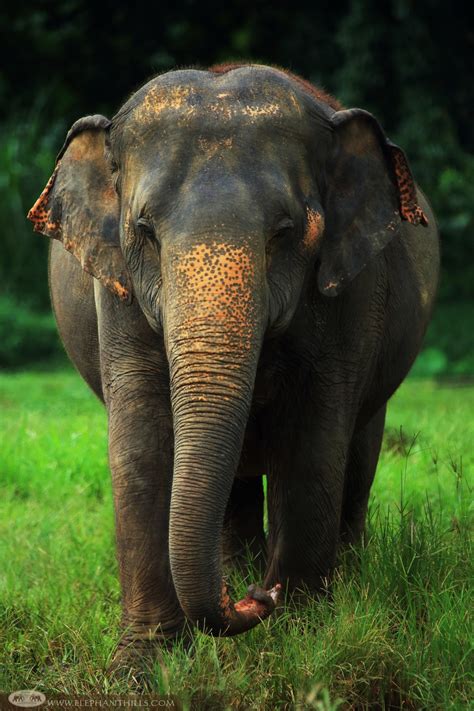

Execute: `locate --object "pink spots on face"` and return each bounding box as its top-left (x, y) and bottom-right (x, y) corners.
top-left (303, 207), bottom-right (324, 250)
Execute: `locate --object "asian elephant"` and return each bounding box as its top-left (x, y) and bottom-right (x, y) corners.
top-left (28, 63), bottom-right (439, 668)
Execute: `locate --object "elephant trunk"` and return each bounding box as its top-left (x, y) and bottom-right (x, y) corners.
top-left (163, 238), bottom-right (280, 635)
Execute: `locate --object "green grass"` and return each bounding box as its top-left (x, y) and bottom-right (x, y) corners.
top-left (0, 369), bottom-right (472, 709)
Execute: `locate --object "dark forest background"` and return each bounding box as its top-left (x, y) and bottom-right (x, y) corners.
top-left (1, 0), bottom-right (473, 372)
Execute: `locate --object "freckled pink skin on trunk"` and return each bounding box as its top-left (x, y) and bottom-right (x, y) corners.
top-left (167, 241), bottom-right (258, 348)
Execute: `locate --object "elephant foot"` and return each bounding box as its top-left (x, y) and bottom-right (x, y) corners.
top-left (108, 625), bottom-right (191, 682)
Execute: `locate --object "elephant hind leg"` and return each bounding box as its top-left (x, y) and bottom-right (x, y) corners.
top-left (340, 405), bottom-right (387, 546)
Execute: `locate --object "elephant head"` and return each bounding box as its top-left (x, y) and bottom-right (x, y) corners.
top-left (28, 65), bottom-right (427, 635)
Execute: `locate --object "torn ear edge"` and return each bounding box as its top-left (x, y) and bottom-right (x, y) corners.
top-left (386, 140), bottom-right (429, 226)
top-left (27, 161), bottom-right (63, 235)
top-left (27, 115), bottom-right (133, 303)
top-left (27, 115), bottom-right (113, 234)
top-left (331, 108), bottom-right (429, 228)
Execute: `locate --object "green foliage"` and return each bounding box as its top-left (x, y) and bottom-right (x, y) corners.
top-left (0, 109), bottom-right (64, 310)
top-left (0, 295), bottom-right (64, 368)
top-left (411, 301), bottom-right (474, 377)
top-left (0, 370), bottom-right (472, 707)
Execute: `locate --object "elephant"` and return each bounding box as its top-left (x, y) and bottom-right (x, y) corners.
top-left (28, 63), bottom-right (439, 667)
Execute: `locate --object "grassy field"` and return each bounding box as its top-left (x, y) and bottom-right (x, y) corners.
top-left (0, 368), bottom-right (472, 709)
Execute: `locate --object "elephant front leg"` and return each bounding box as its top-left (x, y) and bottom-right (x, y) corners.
top-left (264, 429), bottom-right (347, 597)
top-left (107, 392), bottom-right (186, 672)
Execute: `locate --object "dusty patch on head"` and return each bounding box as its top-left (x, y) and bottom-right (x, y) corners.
top-left (132, 84), bottom-right (198, 125)
top-left (129, 77), bottom-right (303, 130)
top-left (240, 103), bottom-right (281, 118)
top-left (198, 136), bottom-right (233, 159)
top-left (195, 96), bottom-right (284, 123)
top-left (303, 207), bottom-right (324, 250)
top-left (209, 62), bottom-right (343, 111)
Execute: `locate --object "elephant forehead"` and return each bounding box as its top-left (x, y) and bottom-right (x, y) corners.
top-left (129, 81), bottom-right (302, 129)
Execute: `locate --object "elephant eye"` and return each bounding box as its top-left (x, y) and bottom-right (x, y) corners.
top-left (137, 217), bottom-right (155, 240)
top-left (275, 217), bottom-right (294, 233)
top-left (268, 217), bottom-right (294, 245)
top-left (112, 170), bottom-right (122, 196)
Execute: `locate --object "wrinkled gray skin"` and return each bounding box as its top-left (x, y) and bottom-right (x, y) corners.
top-left (32, 65), bottom-right (439, 668)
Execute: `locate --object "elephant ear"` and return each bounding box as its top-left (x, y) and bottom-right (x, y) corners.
top-left (318, 108), bottom-right (428, 297)
top-left (27, 115), bottom-right (132, 302)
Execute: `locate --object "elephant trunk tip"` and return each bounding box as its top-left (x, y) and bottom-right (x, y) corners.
top-left (198, 581), bottom-right (282, 636)
top-left (234, 582), bottom-right (282, 617)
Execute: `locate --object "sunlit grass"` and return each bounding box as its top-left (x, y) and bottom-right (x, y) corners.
top-left (0, 369), bottom-right (472, 708)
